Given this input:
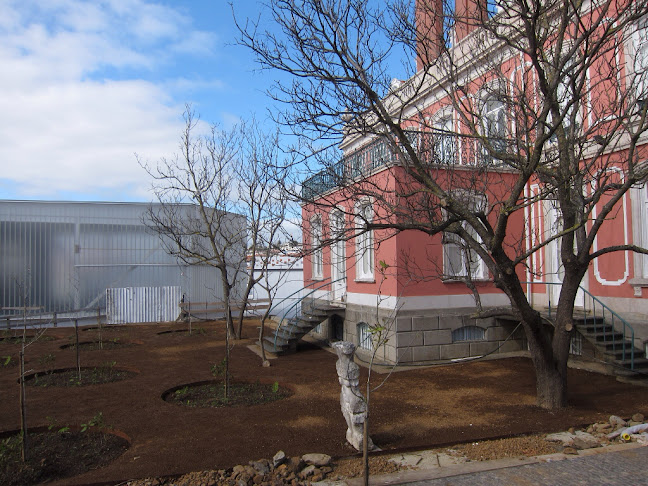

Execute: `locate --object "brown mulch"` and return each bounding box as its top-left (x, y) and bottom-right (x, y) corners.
top-left (331, 455), bottom-right (409, 479)
top-left (0, 318), bottom-right (647, 485)
top-left (0, 429), bottom-right (129, 486)
top-left (448, 434), bottom-right (561, 461)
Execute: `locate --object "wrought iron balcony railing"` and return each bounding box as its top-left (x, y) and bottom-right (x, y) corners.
top-left (302, 133), bottom-right (512, 200)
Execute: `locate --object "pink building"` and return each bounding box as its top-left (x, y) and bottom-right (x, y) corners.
top-left (273, 1), bottom-right (648, 373)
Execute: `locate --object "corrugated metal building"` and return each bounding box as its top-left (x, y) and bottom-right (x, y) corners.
top-left (0, 200), bottom-right (245, 324)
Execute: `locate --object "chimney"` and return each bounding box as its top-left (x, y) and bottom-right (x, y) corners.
top-left (455, 0), bottom-right (488, 43)
top-left (416, 0), bottom-right (444, 71)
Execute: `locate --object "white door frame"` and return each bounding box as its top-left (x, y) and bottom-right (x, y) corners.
top-left (546, 202), bottom-right (586, 309)
top-left (330, 209), bottom-right (347, 302)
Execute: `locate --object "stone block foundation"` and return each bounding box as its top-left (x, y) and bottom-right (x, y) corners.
top-left (339, 304), bottom-right (526, 365)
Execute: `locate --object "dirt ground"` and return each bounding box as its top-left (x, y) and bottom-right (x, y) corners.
top-left (1, 318), bottom-right (647, 485)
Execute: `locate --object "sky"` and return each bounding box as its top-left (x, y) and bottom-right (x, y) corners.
top-left (0, 0), bottom-right (282, 202)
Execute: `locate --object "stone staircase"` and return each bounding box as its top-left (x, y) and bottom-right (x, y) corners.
top-left (261, 301), bottom-right (344, 355)
top-left (572, 313), bottom-right (648, 379)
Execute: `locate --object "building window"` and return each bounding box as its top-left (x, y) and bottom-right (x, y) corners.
top-left (637, 184), bottom-right (648, 279)
top-left (634, 17), bottom-right (648, 96)
top-left (569, 332), bottom-right (583, 356)
top-left (549, 47), bottom-right (582, 138)
top-left (311, 215), bottom-right (323, 279)
top-left (443, 194), bottom-right (488, 280)
top-left (452, 326), bottom-right (485, 342)
top-left (481, 92), bottom-right (507, 165)
top-left (434, 116), bottom-right (455, 165)
top-left (357, 322), bottom-right (373, 350)
top-left (355, 200), bottom-right (374, 281)
top-left (644, 187), bottom-right (648, 277)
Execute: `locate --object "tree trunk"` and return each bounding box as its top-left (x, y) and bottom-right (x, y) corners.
top-left (532, 351), bottom-right (568, 409)
top-left (221, 272), bottom-right (239, 339)
top-left (236, 281), bottom-right (253, 340)
top-left (525, 312), bottom-right (571, 410)
top-left (224, 322), bottom-right (231, 400)
top-left (259, 321), bottom-right (268, 364)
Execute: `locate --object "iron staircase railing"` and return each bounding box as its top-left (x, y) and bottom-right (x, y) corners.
top-left (527, 281), bottom-right (636, 370)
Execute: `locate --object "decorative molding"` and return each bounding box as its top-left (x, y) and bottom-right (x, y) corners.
top-left (592, 168), bottom-right (630, 286)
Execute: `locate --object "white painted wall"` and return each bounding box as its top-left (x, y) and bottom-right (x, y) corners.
top-left (249, 256), bottom-right (304, 319)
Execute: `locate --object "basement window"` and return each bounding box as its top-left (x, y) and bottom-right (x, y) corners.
top-left (569, 333), bottom-right (583, 356)
top-left (452, 326), bottom-right (485, 342)
top-left (357, 322), bottom-right (373, 351)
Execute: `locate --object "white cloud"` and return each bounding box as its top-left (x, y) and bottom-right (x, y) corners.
top-left (0, 0), bottom-right (220, 201)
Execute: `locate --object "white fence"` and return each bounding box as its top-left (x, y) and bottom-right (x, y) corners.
top-left (106, 286), bottom-right (182, 324)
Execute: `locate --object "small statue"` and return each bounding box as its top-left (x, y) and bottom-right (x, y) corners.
top-left (333, 341), bottom-right (374, 451)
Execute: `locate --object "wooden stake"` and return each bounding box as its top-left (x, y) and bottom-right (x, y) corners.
top-left (19, 349), bottom-right (26, 462)
top-left (97, 307), bottom-right (103, 350)
top-left (75, 319), bottom-right (81, 381)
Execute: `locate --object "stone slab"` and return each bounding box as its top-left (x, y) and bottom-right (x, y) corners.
top-left (397, 331), bottom-right (423, 348)
top-left (438, 315), bottom-right (464, 331)
top-left (413, 316), bottom-right (439, 331)
top-left (396, 317), bottom-right (412, 332)
top-left (412, 345), bottom-right (440, 362)
top-left (469, 341), bottom-right (498, 356)
top-left (423, 329), bottom-right (452, 346)
top-left (439, 343), bottom-right (470, 360)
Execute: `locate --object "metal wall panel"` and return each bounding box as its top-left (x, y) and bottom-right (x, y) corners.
top-left (0, 201), bottom-right (244, 322)
top-left (106, 286), bottom-right (182, 324)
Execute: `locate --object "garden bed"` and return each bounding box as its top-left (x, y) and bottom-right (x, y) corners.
top-left (0, 318), bottom-right (646, 485)
top-left (24, 366), bottom-right (137, 387)
top-left (163, 380), bottom-right (291, 408)
top-left (156, 328), bottom-right (207, 336)
top-left (0, 427), bottom-right (129, 486)
top-left (59, 339), bottom-right (138, 351)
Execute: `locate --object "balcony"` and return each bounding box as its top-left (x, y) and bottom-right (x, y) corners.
top-left (301, 133), bottom-right (512, 200)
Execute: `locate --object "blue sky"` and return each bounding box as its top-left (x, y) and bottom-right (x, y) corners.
top-left (0, 0), bottom-right (282, 202)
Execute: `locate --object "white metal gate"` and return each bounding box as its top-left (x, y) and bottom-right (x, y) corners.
top-left (106, 286), bottom-right (182, 324)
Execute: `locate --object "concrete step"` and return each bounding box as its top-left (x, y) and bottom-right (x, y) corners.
top-left (263, 334), bottom-right (291, 347)
top-left (261, 337), bottom-right (291, 355)
top-left (589, 332), bottom-right (625, 342)
top-left (604, 348), bottom-right (645, 360)
top-left (617, 356), bottom-right (648, 369)
top-left (578, 323), bottom-right (614, 334)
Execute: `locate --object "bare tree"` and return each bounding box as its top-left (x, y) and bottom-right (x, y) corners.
top-left (139, 107), bottom-right (245, 338)
top-left (12, 271), bottom-right (49, 462)
top-left (237, 0), bottom-right (648, 409)
top-left (140, 108), bottom-right (290, 345)
top-left (233, 120), bottom-right (290, 339)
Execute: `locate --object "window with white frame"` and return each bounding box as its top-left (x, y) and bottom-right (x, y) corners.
top-left (483, 96), bottom-right (506, 140)
top-left (451, 326), bottom-right (485, 342)
top-left (481, 93), bottom-right (507, 164)
top-left (641, 185), bottom-right (648, 278)
top-left (357, 322), bottom-right (373, 350)
top-left (355, 200), bottom-right (374, 281)
top-left (443, 193), bottom-right (489, 280)
top-left (553, 48), bottom-right (582, 135)
top-left (434, 116), bottom-right (455, 165)
top-left (311, 215), bottom-right (323, 279)
top-left (634, 17), bottom-right (648, 97)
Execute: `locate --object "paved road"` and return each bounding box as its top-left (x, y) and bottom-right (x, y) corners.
top-left (404, 446), bottom-right (648, 486)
